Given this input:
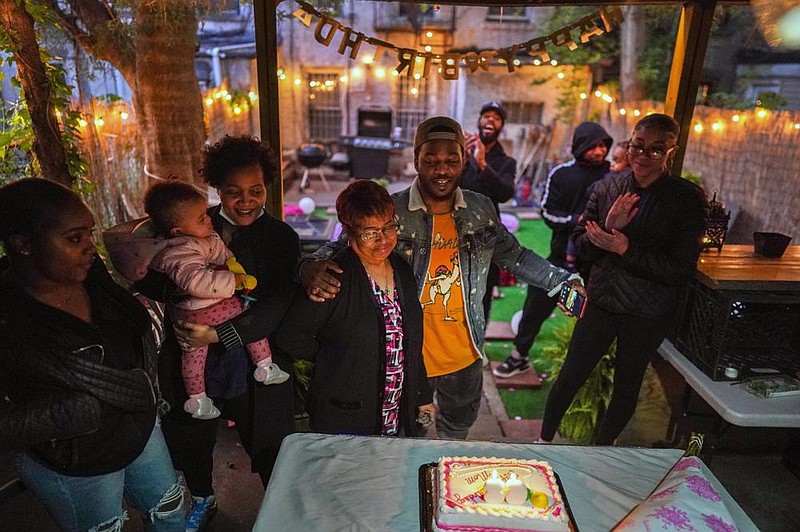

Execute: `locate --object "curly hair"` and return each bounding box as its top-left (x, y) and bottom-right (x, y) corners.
top-left (335, 180), bottom-right (394, 237)
top-left (201, 135), bottom-right (278, 188)
top-left (144, 180), bottom-right (206, 236)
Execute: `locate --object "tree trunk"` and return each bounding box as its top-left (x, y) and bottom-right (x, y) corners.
top-left (0, 0), bottom-right (72, 185)
top-left (134, 1), bottom-right (205, 184)
top-left (620, 6), bottom-right (647, 103)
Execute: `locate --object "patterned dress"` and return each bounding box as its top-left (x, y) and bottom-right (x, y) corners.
top-left (369, 278), bottom-right (405, 436)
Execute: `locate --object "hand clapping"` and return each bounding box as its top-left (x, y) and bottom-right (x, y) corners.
top-left (585, 220), bottom-right (629, 256)
top-left (605, 192), bottom-right (639, 231)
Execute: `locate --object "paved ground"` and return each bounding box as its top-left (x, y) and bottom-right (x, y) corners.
top-left (2, 173), bottom-right (798, 530)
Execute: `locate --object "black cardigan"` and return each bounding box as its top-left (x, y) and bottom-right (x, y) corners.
top-left (276, 247), bottom-right (432, 436)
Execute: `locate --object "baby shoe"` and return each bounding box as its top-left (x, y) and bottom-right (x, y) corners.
top-left (253, 362), bottom-right (290, 385)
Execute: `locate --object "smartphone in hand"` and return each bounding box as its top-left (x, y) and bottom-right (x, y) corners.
top-left (559, 284), bottom-right (587, 318)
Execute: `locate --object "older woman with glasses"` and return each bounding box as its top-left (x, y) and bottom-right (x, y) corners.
top-left (538, 113), bottom-right (707, 445)
top-left (276, 180), bottom-right (435, 436)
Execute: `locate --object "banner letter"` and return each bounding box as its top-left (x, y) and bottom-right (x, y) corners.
top-left (524, 38), bottom-right (550, 64)
top-left (314, 16), bottom-right (341, 47)
top-left (495, 45), bottom-right (520, 72)
top-left (338, 28), bottom-right (365, 60)
top-left (599, 6), bottom-right (625, 32)
top-left (395, 48), bottom-right (417, 77)
top-left (293, 8), bottom-right (313, 27)
top-left (550, 26), bottom-right (578, 51)
top-left (577, 15), bottom-right (605, 43)
top-left (440, 53), bottom-right (460, 80)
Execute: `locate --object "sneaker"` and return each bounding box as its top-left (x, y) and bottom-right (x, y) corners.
top-left (184, 396), bottom-right (221, 420)
top-left (254, 362), bottom-right (290, 385)
top-left (492, 352), bottom-right (531, 378)
top-left (186, 494), bottom-right (217, 532)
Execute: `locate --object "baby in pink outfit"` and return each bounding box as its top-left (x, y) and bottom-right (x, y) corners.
top-left (143, 181), bottom-right (289, 419)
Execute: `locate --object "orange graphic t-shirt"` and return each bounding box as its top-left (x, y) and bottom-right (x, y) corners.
top-left (420, 213), bottom-right (479, 377)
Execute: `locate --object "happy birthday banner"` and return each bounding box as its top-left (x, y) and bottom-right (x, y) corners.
top-left (292, 1), bottom-right (624, 80)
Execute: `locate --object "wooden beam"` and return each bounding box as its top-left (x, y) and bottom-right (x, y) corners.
top-left (254, 0), bottom-right (285, 218)
top-left (665, 0), bottom-right (717, 174)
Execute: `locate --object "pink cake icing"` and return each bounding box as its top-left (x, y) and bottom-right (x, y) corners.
top-left (433, 456), bottom-right (570, 532)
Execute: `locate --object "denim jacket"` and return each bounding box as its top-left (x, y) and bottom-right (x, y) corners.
top-left (306, 179), bottom-right (572, 352)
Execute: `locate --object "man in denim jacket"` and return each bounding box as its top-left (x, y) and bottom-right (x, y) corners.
top-left (301, 116), bottom-right (582, 439)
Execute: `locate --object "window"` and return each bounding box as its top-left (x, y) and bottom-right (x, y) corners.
top-left (502, 101), bottom-right (544, 125)
top-left (307, 72), bottom-right (342, 141)
top-left (394, 76), bottom-right (430, 142)
top-left (487, 7), bottom-right (529, 22)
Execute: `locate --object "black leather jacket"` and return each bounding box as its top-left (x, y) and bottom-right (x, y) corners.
top-left (574, 172), bottom-right (706, 319)
top-left (0, 257), bottom-right (158, 476)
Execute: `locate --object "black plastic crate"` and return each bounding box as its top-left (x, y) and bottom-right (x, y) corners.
top-left (672, 280), bottom-right (800, 380)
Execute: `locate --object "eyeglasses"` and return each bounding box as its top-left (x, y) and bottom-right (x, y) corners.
top-left (358, 223), bottom-right (399, 242)
top-left (626, 142), bottom-right (676, 160)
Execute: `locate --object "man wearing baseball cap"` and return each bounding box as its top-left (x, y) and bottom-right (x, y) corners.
top-left (462, 102), bottom-right (518, 322)
top-left (300, 116), bottom-right (582, 439)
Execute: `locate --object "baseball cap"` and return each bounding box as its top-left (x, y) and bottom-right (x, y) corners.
top-left (480, 101), bottom-right (507, 122)
top-left (414, 116), bottom-right (465, 151)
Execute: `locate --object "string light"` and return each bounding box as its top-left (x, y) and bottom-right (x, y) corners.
top-left (795, 123), bottom-right (800, 130)
top-left (233, 106), bottom-right (242, 115)
top-left (711, 121), bottom-right (723, 131)
top-left (556, 72), bottom-right (564, 79)
top-left (78, 118), bottom-right (87, 127)
top-left (339, 75), bottom-right (348, 83)
top-left (550, 59), bottom-right (558, 66)
top-left (424, 46), bottom-right (432, 52)
top-left (756, 108), bottom-right (767, 118)
top-left (579, 93), bottom-right (587, 100)
top-left (94, 117), bottom-right (104, 127)
top-left (426, 31), bottom-right (434, 38)
top-left (294, 78), bottom-right (302, 85)
top-left (205, 97), bottom-right (214, 106)
top-left (594, 90), bottom-right (602, 97)
top-left (619, 109), bottom-right (626, 115)
top-left (694, 122), bottom-right (703, 133)
top-left (732, 114), bottom-right (740, 122)
top-left (633, 109), bottom-right (641, 117)
top-left (248, 91), bottom-right (258, 101)
top-left (120, 111), bottom-right (129, 120)
top-left (513, 59), bottom-right (521, 66)
top-left (375, 67), bottom-right (386, 78)
top-left (533, 59), bottom-right (541, 66)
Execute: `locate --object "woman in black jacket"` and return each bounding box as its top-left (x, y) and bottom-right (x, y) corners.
top-left (277, 180), bottom-right (435, 436)
top-left (128, 135), bottom-right (301, 529)
top-left (0, 179), bottom-right (184, 531)
top-left (539, 114), bottom-right (706, 445)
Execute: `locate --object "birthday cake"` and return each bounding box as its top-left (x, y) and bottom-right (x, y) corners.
top-left (433, 456), bottom-right (570, 532)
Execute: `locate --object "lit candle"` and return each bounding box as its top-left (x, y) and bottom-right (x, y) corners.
top-left (483, 470), bottom-right (505, 504)
top-left (504, 473), bottom-right (527, 505)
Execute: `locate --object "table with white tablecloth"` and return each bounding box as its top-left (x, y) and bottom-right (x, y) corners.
top-left (254, 432), bottom-right (756, 532)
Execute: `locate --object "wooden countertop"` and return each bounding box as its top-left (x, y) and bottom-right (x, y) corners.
top-left (696, 245), bottom-right (800, 291)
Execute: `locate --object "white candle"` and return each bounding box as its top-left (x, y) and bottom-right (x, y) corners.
top-left (504, 472), bottom-right (527, 505)
top-left (483, 470), bottom-right (505, 504)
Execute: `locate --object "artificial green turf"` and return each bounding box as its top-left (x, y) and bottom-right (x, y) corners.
top-left (484, 217), bottom-right (575, 420)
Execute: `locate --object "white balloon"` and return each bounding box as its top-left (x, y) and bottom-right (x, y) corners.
top-left (298, 196), bottom-right (316, 215)
top-left (510, 310), bottom-right (524, 336)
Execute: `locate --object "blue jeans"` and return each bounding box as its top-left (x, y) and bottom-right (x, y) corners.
top-left (428, 359), bottom-right (483, 439)
top-left (16, 424), bottom-right (185, 532)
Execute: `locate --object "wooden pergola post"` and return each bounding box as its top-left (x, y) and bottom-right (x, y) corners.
top-left (665, 0), bottom-right (717, 174)
top-left (253, 0), bottom-right (721, 215)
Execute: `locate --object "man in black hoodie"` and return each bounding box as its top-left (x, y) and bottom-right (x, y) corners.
top-left (494, 122), bottom-right (612, 378)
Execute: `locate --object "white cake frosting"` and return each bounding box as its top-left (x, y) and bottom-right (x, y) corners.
top-left (433, 456), bottom-right (570, 532)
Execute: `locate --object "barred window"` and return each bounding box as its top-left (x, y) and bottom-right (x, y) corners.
top-left (486, 7), bottom-right (529, 22)
top-left (307, 72), bottom-right (342, 141)
top-left (394, 76), bottom-right (430, 142)
top-left (501, 101), bottom-right (544, 125)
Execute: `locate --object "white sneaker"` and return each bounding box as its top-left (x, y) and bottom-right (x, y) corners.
top-left (184, 396), bottom-right (221, 420)
top-left (254, 362), bottom-right (290, 385)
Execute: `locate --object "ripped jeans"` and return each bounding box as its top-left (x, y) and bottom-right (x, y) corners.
top-left (16, 424), bottom-right (185, 532)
